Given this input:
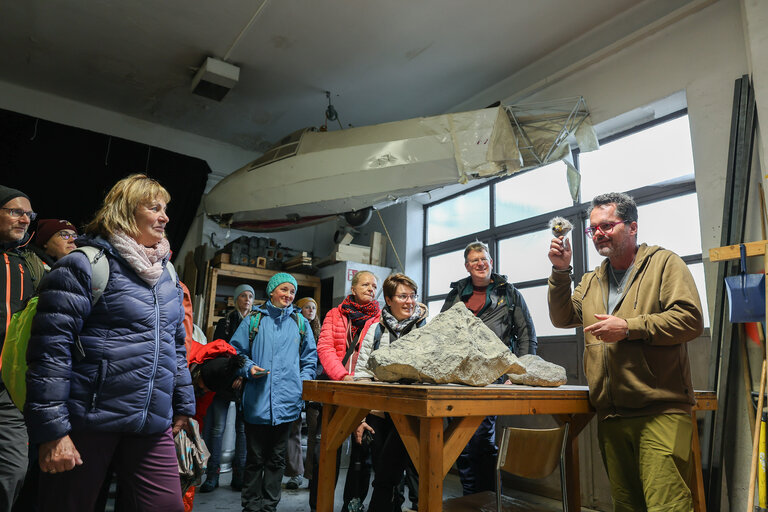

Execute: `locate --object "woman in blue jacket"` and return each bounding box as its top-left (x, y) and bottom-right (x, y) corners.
top-left (230, 272), bottom-right (317, 512)
top-left (25, 174), bottom-right (195, 512)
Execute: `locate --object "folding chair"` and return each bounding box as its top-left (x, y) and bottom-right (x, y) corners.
top-left (444, 422), bottom-right (570, 512)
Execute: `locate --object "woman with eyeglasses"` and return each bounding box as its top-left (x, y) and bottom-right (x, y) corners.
top-left (30, 218), bottom-right (79, 268)
top-left (25, 174), bottom-right (195, 512)
top-left (353, 273), bottom-right (427, 512)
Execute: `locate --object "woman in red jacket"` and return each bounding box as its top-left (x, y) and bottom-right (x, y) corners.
top-left (312, 270), bottom-right (380, 511)
top-left (317, 271), bottom-right (381, 381)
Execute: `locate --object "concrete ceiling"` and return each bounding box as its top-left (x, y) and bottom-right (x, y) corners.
top-left (0, 0), bottom-right (703, 179)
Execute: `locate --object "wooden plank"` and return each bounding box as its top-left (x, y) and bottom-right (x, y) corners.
top-left (691, 412), bottom-right (706, 512)
top-left (370, 231), bottom-right (385, 266)
top-left (205, 268), bottom-right (218, 336)
top-left (317, 405), bottom-right (337, 512)
top-left (211, 252), bottom-right (231, 267)
top-left (442, 416), bottom-right (484, 478)
top-left (183, 251), bottom-right (197, 296)
top-left (325, 405), bottom-right (368, 451)
top-left (418, 417), bottom-right (443, 512)
top-left (334, 243), bottom-right (371, 264)
top-left (391, 413), bottom-right (421, 470)
top-left (708, 240), bottom-right (768, 262)
top-left (214, 264), bottom-right (322, 287)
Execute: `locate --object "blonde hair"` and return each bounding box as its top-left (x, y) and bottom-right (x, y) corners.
top-left (86, 174), bottom-right (171, 238)
top-left (351, 270), bottom-right (377, 287)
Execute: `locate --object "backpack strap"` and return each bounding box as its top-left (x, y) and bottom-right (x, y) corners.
top-left (373, 324), bottom-right (383, 351)
top-left (292, 311), bottom-right (306, 336)
top-left (248, 312), bottom-right (262, 344)
top-left (165, 260), bottom-right (178, 284)
top-left (249, 310), bottom-right (306, 348)
top-left (73, 246), bottom-right (109, 304)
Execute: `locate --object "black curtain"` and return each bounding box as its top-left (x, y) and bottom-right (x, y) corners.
top-left (0, 108), bottom-right (210, 261)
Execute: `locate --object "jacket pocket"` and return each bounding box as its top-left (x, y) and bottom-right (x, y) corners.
top-left (583, 342), bottom-right (609, 410)
top-left (605, 341), bottom-right (658, 409)
top-left (89, 360), bottom-right (108, 411)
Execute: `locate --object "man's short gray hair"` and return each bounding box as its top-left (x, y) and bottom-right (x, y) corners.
top-left (588, 192), bottom-right (638, 223)
top-left (463, 240), bottom-right (490, 262)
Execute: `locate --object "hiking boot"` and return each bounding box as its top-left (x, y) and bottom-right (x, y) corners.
top-left (286, 475), bottom-right (302, 489)
top-left (199, 474), bottom-right (219, 493)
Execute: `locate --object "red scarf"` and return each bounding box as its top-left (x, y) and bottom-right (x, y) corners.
top-left (340, 294), bottom-right (380, 341)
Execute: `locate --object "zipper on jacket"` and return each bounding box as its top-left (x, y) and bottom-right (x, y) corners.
top-left (3, 253), bottom-right (10, 342)
top-left (90, 360), bottom-right (108, 411)
top-left (17, 263), bottom-right (24, 301)
top-left (139, 287), bottom-right (161, 431)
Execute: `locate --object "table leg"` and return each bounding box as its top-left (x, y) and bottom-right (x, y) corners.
top-left (555, 413), bottom-right (593, 511)
top-left (691, 412), bottom-right (706, 512)
top-left (418, 417), bottom-right (444, 512)
top-left (316, 405), bottom-right (368, 512)
top-left (316, 405), bottom-right (337, 512)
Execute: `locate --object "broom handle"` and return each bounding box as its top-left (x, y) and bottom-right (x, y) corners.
top-left (749, 360), bottom-right (768, 511)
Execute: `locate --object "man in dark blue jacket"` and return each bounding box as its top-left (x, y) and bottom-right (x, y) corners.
top-left (441, 240), bottom-right (537, 495)
top-left (0, 185), bottom-right (44, 510)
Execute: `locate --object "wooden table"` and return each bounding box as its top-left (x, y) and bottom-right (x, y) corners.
top-left (303, 380), bottom-right (717, 512)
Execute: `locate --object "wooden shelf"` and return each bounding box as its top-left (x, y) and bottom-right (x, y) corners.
top-left (205, 262), bottom-right (321, 341)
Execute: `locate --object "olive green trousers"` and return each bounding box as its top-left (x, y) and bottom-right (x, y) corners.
top-left (598, 413), bottom-right (693, 512)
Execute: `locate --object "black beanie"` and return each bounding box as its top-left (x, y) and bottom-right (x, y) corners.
top-left (0, 185), bottom-right (29, 208)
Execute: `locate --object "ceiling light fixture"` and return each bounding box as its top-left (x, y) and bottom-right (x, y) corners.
top-left (191, 57), bottom-right (240, 101)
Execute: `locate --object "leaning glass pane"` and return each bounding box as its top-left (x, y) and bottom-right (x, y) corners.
top-left (426, 187), bottom-right (489, 245)
top-left (427, 249), bottom-right (466, 296)
top-left (517, 285), bottom-right (575, 337)
top-left (580, 116), bottom-right (694, 202)
top-left (495, 161), bottom-right (573, 226)
top-left (498, 229), bottom-right (556, 284)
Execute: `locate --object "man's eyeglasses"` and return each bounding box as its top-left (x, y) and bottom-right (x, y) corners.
top-left (58, 232), bottom-right (78, 241)
top-left (393, 293), bottom-right (418, 302)
top-left (467, 257), bottom-right (490, 267)
top-left (584, 221), bottom-right (629, 239)
top-left (0, 208), bottom-right (37, 221)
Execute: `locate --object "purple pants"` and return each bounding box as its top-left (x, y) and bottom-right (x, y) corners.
top-left (38, 427), bottom-right (183, 512)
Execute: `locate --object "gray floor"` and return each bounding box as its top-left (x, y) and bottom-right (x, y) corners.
top-left (192, 468), bottom-right (430, 511)
top-left (191, 468), bottom-right (583, 512)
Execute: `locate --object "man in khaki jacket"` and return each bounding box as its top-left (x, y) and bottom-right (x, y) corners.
top-left (547, 192), bottom-right (703, 512)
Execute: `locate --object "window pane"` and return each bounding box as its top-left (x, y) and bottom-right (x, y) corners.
top-left (688, 262), bottom-right (710, 328)
top-left (518, 285), bottom-right (575, 337)
top-left (587, 193), bottom-right (702, 268)
top-left (580, 116), bottom-right (694, 202)
top-left (427, 249), bottom-right (466, 296)
top-left (427, 300), bottom-right (445, 323)
top-left (637, 194), bottom-right (701, 256)
top-left (498, 229), bottom-right (556, 284)
top-left (426, 187), bottom-right (489, 244)
top-left (495, 161), bottom-right (572, 225)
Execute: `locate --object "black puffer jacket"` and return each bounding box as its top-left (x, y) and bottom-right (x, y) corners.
top-left (441, 273), bottom-right (537, 356)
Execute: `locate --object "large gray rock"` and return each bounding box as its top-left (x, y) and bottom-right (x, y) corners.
top-left (506, 354), bottom-right (567, 387)
top-left (367, 302), bottom-right (523, 386)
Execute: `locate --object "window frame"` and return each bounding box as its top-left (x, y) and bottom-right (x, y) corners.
top-left (422, 109), bottom-right (707, 382)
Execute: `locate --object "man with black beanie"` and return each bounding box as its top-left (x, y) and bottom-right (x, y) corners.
top-left (0, 185), bottom-right (44, 510)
